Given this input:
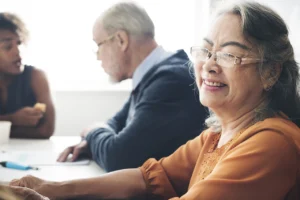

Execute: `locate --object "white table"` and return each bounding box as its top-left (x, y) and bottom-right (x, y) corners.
top-left (0, 136), bottom-right (105, 185)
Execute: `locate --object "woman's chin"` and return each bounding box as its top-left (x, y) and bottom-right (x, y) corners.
top-left (200, 98), bottom-right (223, 110)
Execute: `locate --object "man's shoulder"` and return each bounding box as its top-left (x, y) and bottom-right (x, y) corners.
top-left (136, 49), bottom-right (194, 93)
top-left (139, 62), bottom-right (194, 95)
top-left (149, 50), bottom-right (191, 80)
top-left (155, 49), bottom-right (189, 70)
top-left (150, 61), bottom-right (192, 84)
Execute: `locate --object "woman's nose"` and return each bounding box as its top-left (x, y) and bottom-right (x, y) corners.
top-left (202, 54), bottom-right (221, 74)
top-left (12, 44), bottom-right (21, 57)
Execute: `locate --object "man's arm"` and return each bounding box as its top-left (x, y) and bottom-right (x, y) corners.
top-left (105, 98), bottom-right (130, 133)
top-left (80, 97), bottom-right (130, 137)
top-left (86, 71), bottom-right (204, 171)
top-left (10, 68), bottom-right (55, 139)
top-left (79, 98), bottom-right (130, 138)
top-left (57, 94), bottom-right (132, 162)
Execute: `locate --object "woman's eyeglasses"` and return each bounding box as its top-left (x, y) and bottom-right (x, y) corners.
top-left (190, 46), bottom-right (264, 68)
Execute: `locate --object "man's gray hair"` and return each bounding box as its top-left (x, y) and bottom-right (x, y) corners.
top-left (101, 2), bottom-right (155, 39)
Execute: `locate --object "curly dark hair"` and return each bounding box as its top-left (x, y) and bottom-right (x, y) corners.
top-left (0, 12), bottom-right (28, 43)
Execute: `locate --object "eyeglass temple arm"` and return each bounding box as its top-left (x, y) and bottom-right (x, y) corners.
top-left (240, 58), bottom-right (264, 65)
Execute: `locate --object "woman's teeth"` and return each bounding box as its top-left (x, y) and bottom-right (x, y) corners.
top-left (204, 80), bottom-right (225, 87)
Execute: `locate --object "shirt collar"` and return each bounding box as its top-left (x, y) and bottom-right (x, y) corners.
top-left (132, 46), bottom-right (173, 90)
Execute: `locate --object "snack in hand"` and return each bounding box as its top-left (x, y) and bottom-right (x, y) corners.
top-left (34, 103), bottom-right (47, 113)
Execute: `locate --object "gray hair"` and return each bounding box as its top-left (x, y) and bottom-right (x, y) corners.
top-left (100, 2), bottom-right (155, 39)
top-left (205, 1), bottom-right (300, 132)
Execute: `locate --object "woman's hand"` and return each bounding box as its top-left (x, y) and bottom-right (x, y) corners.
top-left (0, 185), bottom-right (49, 200)
top-left (10, 175), bottom-right (54, 199)
top-left (11, 107), bottom-right (43, 126)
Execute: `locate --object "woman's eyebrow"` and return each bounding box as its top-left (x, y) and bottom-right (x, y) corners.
top-left (203, 38), bottom-right (250, 50)
top-left (203, 38), bottom-right (213, 46)
top-left (0, 37), bottom-right (13, 42)
top-left (221, 41), bottom-right (250, 50)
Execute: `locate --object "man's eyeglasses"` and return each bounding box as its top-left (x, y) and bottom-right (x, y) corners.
top-left (95, 34), bottom-right (115, 54)
top-left (190, 46), bottom-right (264, 68)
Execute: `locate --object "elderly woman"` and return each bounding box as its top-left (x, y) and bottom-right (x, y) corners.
top-left (10, 1), bottom-right (300, 200)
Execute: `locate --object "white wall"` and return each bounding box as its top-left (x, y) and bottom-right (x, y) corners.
top-left (53, 91), bottom-right (130, 136)
top-left (0, 0), bottom-right (196, 91)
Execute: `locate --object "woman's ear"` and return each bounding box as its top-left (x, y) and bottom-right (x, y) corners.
top-left (261, 63), bottom-right (282, 91)
top-left (116, 30), bottom-right (129, 52)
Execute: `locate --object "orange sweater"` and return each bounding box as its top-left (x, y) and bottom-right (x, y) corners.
top-left (140, 117), bottom-right (300, 200)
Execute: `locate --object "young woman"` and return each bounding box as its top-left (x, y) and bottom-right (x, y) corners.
top-left (0, 13), bottom-right (55, 138)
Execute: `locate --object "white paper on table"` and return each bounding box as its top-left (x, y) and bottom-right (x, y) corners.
top-left (0, 150), bottom-right (90, 166)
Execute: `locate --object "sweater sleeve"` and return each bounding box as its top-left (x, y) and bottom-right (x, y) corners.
top-left (139, 133), bottom-right (207, 199)
top-left (86, 71), bottom-right (205, 172)
top-left (106, 99), bottom-right (130, 133)
top-left (165, 130), bottom-right (298, 200)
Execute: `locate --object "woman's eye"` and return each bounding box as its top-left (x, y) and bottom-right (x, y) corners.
top-left (222, 53), bottom-right (235, 60)
top-left (199, 49), bottom-right (208, 55)
top-left (2, 44), bottom-right (12, 51)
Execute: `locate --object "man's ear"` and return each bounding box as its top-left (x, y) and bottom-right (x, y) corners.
top-left (116, 30), bottom-right (129, 52)
top-left (261, 63), bottom-right (282, 91)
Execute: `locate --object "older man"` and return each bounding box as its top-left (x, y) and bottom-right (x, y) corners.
top-left (57, 2), bottom-right (207, 172)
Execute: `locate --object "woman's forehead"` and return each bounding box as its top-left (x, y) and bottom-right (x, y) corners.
top-left (0, 30), bottom-right (20, 45)
top-left (205, 13), bottom-right (250, 48)
top-left (0, 29), bottom-right (18, 39)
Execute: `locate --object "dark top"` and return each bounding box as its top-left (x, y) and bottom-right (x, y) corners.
top-left (86, 50), bottom-right (208, 172)
top-left (0, 65), bottom-right (36, 115)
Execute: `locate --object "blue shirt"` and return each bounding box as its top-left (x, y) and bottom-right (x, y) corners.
top-left (132, 46), bottom-right (173, 90)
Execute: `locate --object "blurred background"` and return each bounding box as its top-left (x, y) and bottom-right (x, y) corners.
top-left (1, 0), bottom-right (299, 135)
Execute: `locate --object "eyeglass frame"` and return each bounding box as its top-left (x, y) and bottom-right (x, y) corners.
top-left (190, 46), bottom-right (265, 67)
top-left (95, 34), bottom-right (115, 54)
